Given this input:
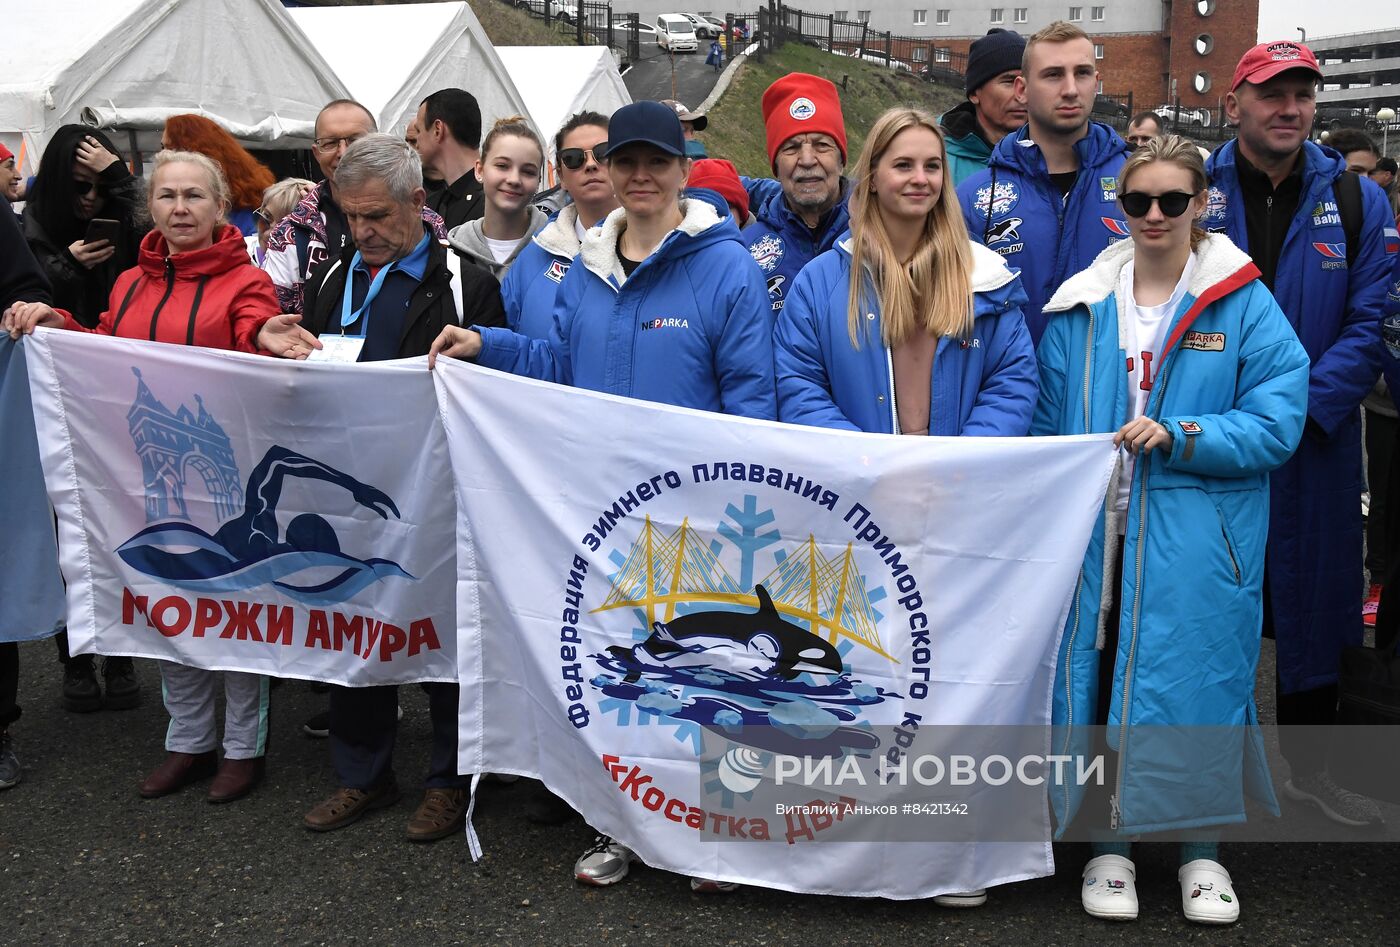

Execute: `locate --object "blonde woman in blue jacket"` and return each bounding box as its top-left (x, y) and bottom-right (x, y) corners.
top-left (775, 106), bottom-right (1036, 439)
top-left (1033, 135), bottom-right (1310, 925)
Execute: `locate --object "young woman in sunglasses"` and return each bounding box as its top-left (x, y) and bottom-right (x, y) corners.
top-left (1033, 135), bottom-right (1310, 925)
top-left (498, 111), bottom-right (619, 338)
top-left (23, 125), bottom-right (146, 329)
top-left (446, 116), bottom-right (546, 283)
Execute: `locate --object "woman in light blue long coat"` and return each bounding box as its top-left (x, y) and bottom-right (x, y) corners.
top-left (1033, 136), bottom-right (1309, 926)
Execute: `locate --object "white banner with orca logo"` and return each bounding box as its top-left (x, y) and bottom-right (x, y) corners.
top-left (23, 330), bottom-right (456, 685)
top-left (437, 360), bottom-right (1116, 901)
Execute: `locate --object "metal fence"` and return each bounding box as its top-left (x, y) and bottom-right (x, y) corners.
top-left (760, 2), bottom-right (968, 81)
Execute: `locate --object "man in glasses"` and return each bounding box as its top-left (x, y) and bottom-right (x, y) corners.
top-left (413, 89), bottom-right (486, 230)
top-left (1205, 40), bottom-right (1395, 829)
top-left (742, 73), bottom-right (850, 316)
top-left (262, 99), bottom-right (446, 314)
top-left (957, 20), bottom-right (1132, 345)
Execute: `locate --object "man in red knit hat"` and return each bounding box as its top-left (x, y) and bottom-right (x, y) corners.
top-left (743, 73), bottom-right (851, 315)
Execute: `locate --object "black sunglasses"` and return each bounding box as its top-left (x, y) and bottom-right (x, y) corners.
top-left (558, 146), bottom-right (604, 170)
top-left (73, 179), bottom-right (101, 196)
top-left (1119, 190), bottom-right (1198, 219)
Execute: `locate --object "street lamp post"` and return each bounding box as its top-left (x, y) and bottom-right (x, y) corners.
top-left (1379, 108), bottom-right (1397, 156)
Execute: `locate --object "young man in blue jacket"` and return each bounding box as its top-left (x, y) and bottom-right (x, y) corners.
top-left (956, 20), bottom-right (1132, 345)
top-left (743, 74), bottom-right (852, 317)
top-left (1204, 40), bottom-right (1396, 828)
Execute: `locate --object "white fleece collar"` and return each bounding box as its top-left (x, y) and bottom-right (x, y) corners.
top-left (1042, 233), bottom-right (1256, 314)
top-left (580, 199), bottom-right (722, 286)
top-left (834, 236), bottom-right (1017, 293)
top-left (534, 205), bottom-right (583, 259)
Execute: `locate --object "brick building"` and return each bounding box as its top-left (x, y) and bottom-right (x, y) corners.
top-left (609, 1), bottom-right (1261, 115)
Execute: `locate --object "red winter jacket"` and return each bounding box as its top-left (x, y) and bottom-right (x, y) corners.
top-left (62, 224), bottom-right (277, 352)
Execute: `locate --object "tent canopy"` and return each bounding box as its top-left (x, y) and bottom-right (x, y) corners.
top-left (0, 0), bottom-right (350, 171)
top-left (289, 1), bottom-right (530, 140)
top-left (493, 46), bottom-right (631, 159)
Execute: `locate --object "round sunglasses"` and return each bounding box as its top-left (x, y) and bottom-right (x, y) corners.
top-left (1119, 190), bottom-right (1198, 219)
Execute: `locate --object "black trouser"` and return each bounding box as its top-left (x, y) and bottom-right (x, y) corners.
top-left (1075, 547), bottom-right (1125, 834)
top-left (0, 642), bottom-right (19, 729)
top-left (1365, 408), bottom-right (1397, 577)
top-left (329, 682), bottom-right (466, 792)
top-left (1265, 571), bottom-right (1339, 776)
top-left (1373, 417), bottom-right (1400, 653)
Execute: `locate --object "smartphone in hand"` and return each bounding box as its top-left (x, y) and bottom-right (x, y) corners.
top-left (83, 218), bottom-right (121, 246)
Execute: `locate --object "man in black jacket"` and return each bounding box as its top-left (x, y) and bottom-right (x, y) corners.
top-left (284, 135), bottom-right (505, 840)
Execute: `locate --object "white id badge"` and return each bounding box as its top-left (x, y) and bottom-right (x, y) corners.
top-left (308, 335), bottom-right (365, 364)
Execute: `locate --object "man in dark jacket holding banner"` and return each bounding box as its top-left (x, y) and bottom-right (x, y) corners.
top-left (266, 134), bottom-right (506, 839)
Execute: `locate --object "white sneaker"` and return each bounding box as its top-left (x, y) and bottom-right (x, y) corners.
top-left (932, 889), bottom-right (987, 908)
top-left (574, 836), bottom-right (638, 886)
top-left (1178, 858), bottom-right (1239, 925)
top-left (1081, 854), bottom-right (1138, 920)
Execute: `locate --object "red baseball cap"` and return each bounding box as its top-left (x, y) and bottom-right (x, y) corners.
top-left (1231, 41), bottom-right (1322, 92)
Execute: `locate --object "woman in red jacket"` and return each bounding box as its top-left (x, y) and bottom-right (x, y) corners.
top-left (4, 150), bottom-right (306, 803)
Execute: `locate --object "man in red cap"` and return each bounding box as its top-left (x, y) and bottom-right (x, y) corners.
top-left (742, 73), bottom-right (851, 315)
top-left (1204, 40), bottom-right (1395, 829)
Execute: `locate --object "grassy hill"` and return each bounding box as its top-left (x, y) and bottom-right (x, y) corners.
top-left (705, 43), bottom-right (967, 178)
top-left (466, 0), bottom-right (573, 46)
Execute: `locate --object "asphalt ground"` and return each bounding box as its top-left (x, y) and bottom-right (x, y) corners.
top-left (622, 43), bottom-right (725, 114)
top-left (3, 634), bottom-right (1399, 946)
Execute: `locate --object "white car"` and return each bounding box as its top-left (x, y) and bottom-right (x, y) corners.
top-left (515, 0), bottom-right (578, 23)
top-left (618, 20), bottom-right (658, 39)
top-left (656, 13), bottom-right (699, 52)
top-left (1154, 104), bottom-right (1211, 127)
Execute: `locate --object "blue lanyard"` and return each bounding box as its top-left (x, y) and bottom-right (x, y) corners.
top-left (340, 252), bottom-right (397, 336)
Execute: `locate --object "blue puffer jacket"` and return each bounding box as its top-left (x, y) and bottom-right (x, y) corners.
top-left (743, 179), bottom-right (852, 317)
top-left (476, 199), bottom-right (776, 419)
top-left (957, 122), bottom-right (1133, 345)
top-left (499, 204), bottom-right (591, 340)
top-left (775, 234), bottom-right (1036, 435)
top-left (1033, 235), bottom-right (1310, 836)
top-left (1205, 140), bottom-right (1396, 693)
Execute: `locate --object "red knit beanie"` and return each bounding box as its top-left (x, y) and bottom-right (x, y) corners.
top-left (761, 73), bottom-right (847, 169)
top-left (688, 158), bottom-right (749, 225)
top-left (0, 143), bottom-right (13, 163)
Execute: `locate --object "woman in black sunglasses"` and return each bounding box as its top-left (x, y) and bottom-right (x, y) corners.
top-left (1033, 134), bottom-right (1310, 926)
top-left (22, 125), bottom-right (146, 330)
top-left (498, 110), bottom-right (619, 339)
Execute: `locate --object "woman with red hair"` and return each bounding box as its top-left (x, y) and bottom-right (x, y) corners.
top-left (162, 114), bottom-right (276, 238)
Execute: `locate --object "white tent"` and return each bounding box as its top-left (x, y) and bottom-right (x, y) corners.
top-left (0, 0), bottom-right (350, 172)
top-left (494, 46), bottom-right (631, 158)
top-left (289, 1), bottom-right (531, 140)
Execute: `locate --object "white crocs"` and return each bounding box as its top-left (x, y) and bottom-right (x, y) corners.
top-left (1178, 858), bottom-right (1239, 925)
top-left (1081, 854), bottom-right (1138, 920)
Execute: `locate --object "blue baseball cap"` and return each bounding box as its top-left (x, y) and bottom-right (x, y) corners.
top-left (599, 101), bottom-right (686, 159)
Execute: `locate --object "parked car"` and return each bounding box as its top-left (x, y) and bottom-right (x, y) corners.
top-left (617, 20), bottom-right (658, 40)
top-left (920, 63), bottom-right (964, 86)
top-left (1155, 104), bottom-right (1211, 127)
top-left (678, 14), bottom-right (725, 38)
top-left (657, 13), bottom-right (699, 52)
top-left (1092, 95), bottom-right (1130, 120)
top-left (836, 48), bottom-right (912, 72)
top-left (515, 0), bottom-right (579, 23)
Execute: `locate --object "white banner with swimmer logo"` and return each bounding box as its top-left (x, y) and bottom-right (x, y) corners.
top-left (23, 330), bottom-right (456, 685)
top-left (438, 360), bottom-right (1116, 901)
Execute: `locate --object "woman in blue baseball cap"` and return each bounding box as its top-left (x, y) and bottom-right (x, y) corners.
top-left (428, 100), bottom-right (773, 420)
top-left (427, 103), bottom-right (774, 894)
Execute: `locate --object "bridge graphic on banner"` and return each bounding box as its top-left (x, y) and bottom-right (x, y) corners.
top-left (594, 515), bottom-right (893, 661)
